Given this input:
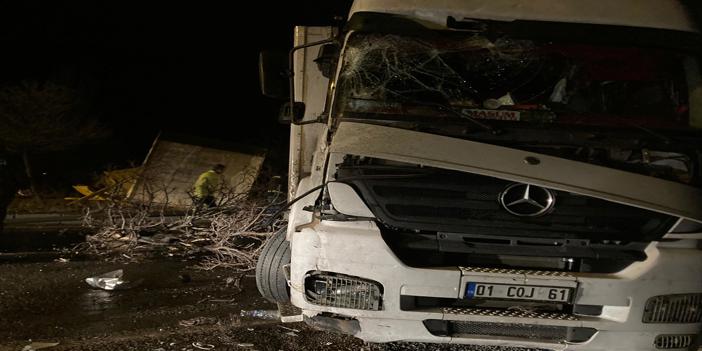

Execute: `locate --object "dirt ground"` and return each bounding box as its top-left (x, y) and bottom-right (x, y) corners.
top-left (0, 255), bottom-right (370, 351)
top-left (0, 229), bottom-right (541, 351)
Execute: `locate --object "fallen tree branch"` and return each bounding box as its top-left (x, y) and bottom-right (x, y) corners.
top-left (75, 171), bottom-right (287, 272)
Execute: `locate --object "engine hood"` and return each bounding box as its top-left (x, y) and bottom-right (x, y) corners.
top-left (329, 121), bottom-right (702, 222)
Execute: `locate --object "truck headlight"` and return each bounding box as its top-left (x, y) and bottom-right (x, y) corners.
top-left (643, 293), bottom-right (702, 323)
top-left (305, 272), bottom-right (383, 311)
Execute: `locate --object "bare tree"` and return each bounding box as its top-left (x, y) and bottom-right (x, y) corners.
top-left (0, 81), bottom-right (107, 199)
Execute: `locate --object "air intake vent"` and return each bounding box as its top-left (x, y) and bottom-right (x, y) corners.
top-left (304, 273), bottom-right (383, 311)
top-left (643, 293), bottom-right (702, 323)
top-left (654, 334), bottom-right (695, 349)
top-left (424, 320), bottom-right (596, 343)
top-left (443, 307), bottom-right (578, 321)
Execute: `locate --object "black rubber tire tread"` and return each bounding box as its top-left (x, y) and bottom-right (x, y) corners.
top-left (255, 228), bottom-right (291, 303)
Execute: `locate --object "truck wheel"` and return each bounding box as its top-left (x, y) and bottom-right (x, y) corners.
top-left (255, 228), bottom-right (291, 303)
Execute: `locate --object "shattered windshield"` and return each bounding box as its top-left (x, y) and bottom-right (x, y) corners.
top-left (332, 30), bottom-right (702, 185)
top-left (334, 31), bottom-right (697, 129)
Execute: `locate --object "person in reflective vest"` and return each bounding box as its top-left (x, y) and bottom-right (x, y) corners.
top-left (192, 164), bottom-right (225, 208)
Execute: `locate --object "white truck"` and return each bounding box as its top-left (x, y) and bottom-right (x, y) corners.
top-left (256, 1), bottom-right (702, 350)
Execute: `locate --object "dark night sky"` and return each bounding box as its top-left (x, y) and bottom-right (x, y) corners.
top-left (0, 1), bottom-right (352, 178)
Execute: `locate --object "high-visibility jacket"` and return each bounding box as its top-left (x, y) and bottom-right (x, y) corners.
top-left (193, 170), bottom-right (220, 198)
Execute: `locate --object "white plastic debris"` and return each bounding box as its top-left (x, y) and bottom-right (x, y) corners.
top-left (85, 269), bottom-right (124, 290)
top-left (277, 325), bottom-right (300, 333)
top-left (21, 342), bottom-right (59, 351)
top-left (239, 309), bottom-right (279, 320)
top-left (192, 342), bottom-right (215, 350)
top-left (85, 269), bottom-right (142, 290)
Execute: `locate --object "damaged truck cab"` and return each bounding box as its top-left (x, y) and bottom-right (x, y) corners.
top-left (257, 1), bottom-right (702, 350)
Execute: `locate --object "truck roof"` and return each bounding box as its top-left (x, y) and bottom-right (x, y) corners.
top-left (349, 0), bottom-right (698, 33)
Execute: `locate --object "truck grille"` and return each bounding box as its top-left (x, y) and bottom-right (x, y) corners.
top-left (337, 162), bottom-right (675, 240)
top-left (443, 307), bottom-right (578, 320)
top-left (654, 334), bottom-right (695, 349)
top-left (460, 266), bottom-right (574, 277)
top-left (643, 293), bottom-right (702, 323)
top-left (423, 320), bottom-right (596, 343)
top-left (337, 159), bottom-right (676, 272)
top-left (382, 344), bottom-right (553, 351)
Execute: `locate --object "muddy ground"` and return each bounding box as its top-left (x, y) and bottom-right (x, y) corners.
top-left (0, 248), bottom-right (368, 351)
top-left (0, 229), bottom-right (535, 351)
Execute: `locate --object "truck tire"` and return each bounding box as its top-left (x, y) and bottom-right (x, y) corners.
top-left (255, 228), bottom-right (291, 303)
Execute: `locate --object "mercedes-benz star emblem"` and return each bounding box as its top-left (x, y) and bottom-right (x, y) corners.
top-left (499, 183), bottom-right (555, 217)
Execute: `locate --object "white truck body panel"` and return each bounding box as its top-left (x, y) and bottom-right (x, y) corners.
top-left (289, 26), bottom-right (334, 201)
top-left (278, 3), bottom-right (702, 350)
top-left (350, 0), bottom-right (698, 33)
top-left (330, 122), bottom-right (702, 221)
top-left (289, 220), bottom-right (702, 349)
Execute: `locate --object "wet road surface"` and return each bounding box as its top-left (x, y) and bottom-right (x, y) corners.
top-left (0, 229), bottom-right (536, 351)
top-left (0, 256), bottom-right (366, 351)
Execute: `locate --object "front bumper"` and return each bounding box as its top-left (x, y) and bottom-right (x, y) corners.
top-left (289, 220), bottom-right (702, 350)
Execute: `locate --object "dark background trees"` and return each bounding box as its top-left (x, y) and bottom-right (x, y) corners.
top-left (0, 81), bottom-right (108, 198)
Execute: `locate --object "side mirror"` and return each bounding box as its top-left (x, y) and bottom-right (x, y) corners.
top-left (259, 51), bottom-right (289, 99)
top-left (267, 38), bottom-right (336, 125)
top-left (278, 101), bottom-right (306, 124)
top-left (314, 43), bottom-right (339, 79)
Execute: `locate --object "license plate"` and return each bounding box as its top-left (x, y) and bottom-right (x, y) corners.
top-left (465, 282), bottom-right (571, 302)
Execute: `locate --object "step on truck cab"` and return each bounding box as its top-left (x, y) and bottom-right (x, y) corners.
top-left (257, 1), bottom-right (702, 350)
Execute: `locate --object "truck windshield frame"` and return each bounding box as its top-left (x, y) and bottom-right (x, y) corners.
top-left (332, 27), bottom-right (702, 131)
top-left (327, 16), bottom-right (702, 186)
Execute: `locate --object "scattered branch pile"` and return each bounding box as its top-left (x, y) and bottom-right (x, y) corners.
top-left (76, 171), bottom-right (286, 272)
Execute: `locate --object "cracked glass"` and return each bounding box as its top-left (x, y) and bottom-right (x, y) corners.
top-left (334, 32), bottom-right (692, 127)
